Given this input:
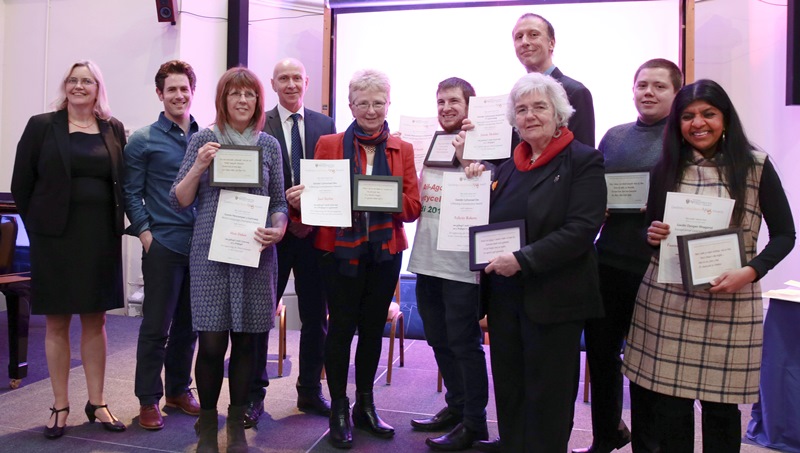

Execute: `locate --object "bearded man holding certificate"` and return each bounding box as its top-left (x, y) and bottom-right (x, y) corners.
top-left (406, 77), bottom-right (490, 452)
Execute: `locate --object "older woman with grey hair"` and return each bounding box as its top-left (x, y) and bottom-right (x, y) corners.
top-left (463, 72), bottom-right (606, 452)
top-left (286, 69), bottom-right (420, 449)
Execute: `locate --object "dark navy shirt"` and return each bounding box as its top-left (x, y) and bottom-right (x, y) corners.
top-left (123, 112), bottom-right (198, 255)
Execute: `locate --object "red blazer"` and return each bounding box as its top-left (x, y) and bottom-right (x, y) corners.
top-left (310, 132), bottom-right (421, 254)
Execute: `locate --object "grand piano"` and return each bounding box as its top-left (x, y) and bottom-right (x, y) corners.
top-left (0, 192), bottom-right (31, 389)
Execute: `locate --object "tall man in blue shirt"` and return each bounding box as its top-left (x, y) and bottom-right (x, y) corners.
top-left (124, 60), bottom-right (200, 431)
top-left (244, 58), bottom-right (336, 428)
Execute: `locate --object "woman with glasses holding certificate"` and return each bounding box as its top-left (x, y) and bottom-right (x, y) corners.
top-left (12, 60), bottom-right (127, 438)
top-left (462, 72), bottom-right (606, 452)
top-left (623, 79), bottom-right (795, 451)
top-left (171, 67), bottom-right (287, 453)
top-left (285, 69), bottom-right (420, 449)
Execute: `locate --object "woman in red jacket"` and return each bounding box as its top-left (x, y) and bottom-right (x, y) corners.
top-left (286, 69), bottom-right (420, 449)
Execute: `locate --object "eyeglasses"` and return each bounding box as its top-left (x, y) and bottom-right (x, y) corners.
top-left (353, 101), bottom-right (386, 112)
top-left (228, 91), bottom-right (258, 101)
top-left (66, 77), bottom-right (96, 87)
top-left (515, 104), bottom-right (551, 117)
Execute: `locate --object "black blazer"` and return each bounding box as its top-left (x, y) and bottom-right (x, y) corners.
top-left (11, 109), bottom-right (127, 236)
top-left (488, 140), bottom-right (606, 324)
top-left (263, 106), bottom-right (336, 191)
top-left (507, 67), bottom-right (597, 159)
top-left (551, 67), bottom-right (596, 148)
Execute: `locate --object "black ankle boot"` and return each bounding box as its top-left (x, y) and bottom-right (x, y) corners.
top-left (329, 398), bottom-right (353, 449)
top-left (352, 391), bottom-right (394, 438)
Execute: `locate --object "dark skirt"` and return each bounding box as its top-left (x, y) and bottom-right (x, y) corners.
top-left (29, 191), bottom-right (123, 315)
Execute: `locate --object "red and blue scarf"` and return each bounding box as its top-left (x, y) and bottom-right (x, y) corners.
top-left (334, 120), bottom-right (394, 276)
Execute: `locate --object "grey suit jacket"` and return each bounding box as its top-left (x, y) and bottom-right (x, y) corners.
top-left (262, 106), bottom-right (336, 191)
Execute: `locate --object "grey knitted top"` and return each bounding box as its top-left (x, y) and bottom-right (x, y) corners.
top-left (595, 118), bottom-right (666, 274)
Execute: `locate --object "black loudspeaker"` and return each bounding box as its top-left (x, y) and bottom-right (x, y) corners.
top-left (788, 0), bottom-right (799, 105)
top-left (156, 0), bottom-right (177, 24)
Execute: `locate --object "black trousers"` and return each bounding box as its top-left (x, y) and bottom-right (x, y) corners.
top-left (135, 239), bottom-right (197, 405)
top-left (321, 251), bottom-right (401, 399)
top-left (248, 232), bottom-right (327, 402)
top-left (416, 274), bottom-right (488, 432)
top-left (487, 277), bottom-right (583, 452)
top-left (630, 383), bottom-right (742, 453)
top-left (583, 263), bottom-right (641, 443)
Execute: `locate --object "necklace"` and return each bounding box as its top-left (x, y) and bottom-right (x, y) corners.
top-left (69, 119), bottom-right (95, 129)
top-left (364, 145), bottom-right (376, 154)
top-left (531, 152), bottom-right (542, 163)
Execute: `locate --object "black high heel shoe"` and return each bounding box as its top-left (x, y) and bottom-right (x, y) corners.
top-left (44, 406), bottom-right (70, 439)
top-left (84, 401), bottom-right (126, 432)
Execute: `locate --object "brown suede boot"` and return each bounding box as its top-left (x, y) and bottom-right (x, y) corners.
top-left (226, 405), bottom-right (248, 453)
top-left (194, 409), bottom-right (219, 453)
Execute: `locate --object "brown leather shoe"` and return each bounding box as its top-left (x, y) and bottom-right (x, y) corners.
top-left (165, 390), bottom-right (201, 416)
top-left (139, 404), bottom-right (164, 430)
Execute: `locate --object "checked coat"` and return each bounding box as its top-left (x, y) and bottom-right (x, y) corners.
top-left (622, 150), bottom-right (768, 404)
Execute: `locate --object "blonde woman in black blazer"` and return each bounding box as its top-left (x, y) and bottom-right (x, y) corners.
top-left (11, 60), bottom-right (127, 439)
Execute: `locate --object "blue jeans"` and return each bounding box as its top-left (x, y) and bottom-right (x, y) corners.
top-left (135, 239), bottom-right (197, 405)
top-left (416, 273), bottom-right (488, 432)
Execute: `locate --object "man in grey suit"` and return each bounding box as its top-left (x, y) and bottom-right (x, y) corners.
top-left (244, 58), bottom-right (336, 428)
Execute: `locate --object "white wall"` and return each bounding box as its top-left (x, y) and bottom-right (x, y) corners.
top-left (249, 1), bottom-right (326, 113)
top-left (694, 0), bottom-right (800, 291)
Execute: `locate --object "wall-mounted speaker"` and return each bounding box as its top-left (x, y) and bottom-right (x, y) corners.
top-left (788, 0), bottom-right (799, 105)
top-left (156, 0), bottom-right (177, 24)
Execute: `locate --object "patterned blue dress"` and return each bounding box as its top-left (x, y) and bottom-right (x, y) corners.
top-left (170, 128), bottom-right (287, 333)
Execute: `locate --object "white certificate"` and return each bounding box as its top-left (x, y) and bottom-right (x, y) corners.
top-left (398, 115), bottom-right (439, 173)
top-left (469, 220), bottom-right (525, 271)
top-left (657, 192), bottom-right (735, 284)
top-left (605, 172), bottom-right (649, 211)
top-left (677, 228), bottom-right (746, 290)
top-left (437, 172), bottom-right (491, 251)
top-left (210, 145), bottom-right (262, 188)
top-left (463, 94), bottom-right (512, 160)
top-left (300, 159), bottom-right (351, 227)
top-left (208, 189), bottom-right (270, 268)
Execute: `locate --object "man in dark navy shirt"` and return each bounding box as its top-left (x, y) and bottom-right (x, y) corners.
top-left (124, 60), bottom-right (200, 431)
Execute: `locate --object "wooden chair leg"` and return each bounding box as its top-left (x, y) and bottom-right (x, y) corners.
top-left (278, 300), bottom-right (286, 377)
top-left (437, 370), bottom-right (443, 393)
top-left (398, 312), bottom-right (404, 368)
top-left (386, 313), bottom-right (398, 385)
top-left (583, 354), bottom-right (590, 403)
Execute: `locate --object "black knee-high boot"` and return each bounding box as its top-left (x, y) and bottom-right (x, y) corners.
top-left (352, 391), bottom-right (394, 438)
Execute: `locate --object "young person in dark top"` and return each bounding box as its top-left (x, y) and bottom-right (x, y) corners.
top-left (574, 58), bottom-right (681, 453)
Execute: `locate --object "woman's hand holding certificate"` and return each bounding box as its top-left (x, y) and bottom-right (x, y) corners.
top-left (299, 159), bottom-right (352, 227)
top-left (208, 189), bottom-right (270, 268)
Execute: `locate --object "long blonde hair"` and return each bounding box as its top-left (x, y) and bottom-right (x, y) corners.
top-left (53, 60), bottom-right (112, 120)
